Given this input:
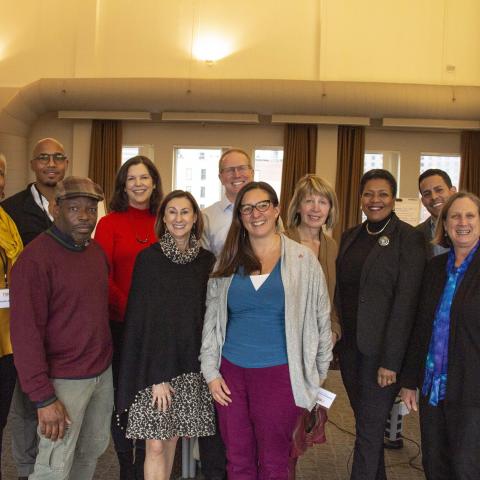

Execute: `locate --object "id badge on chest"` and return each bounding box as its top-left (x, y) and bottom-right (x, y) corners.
top-left (0, 288), bottom-right (10, 308)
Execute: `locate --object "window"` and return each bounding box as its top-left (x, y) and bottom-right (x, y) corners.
top-left (253, 148), bottom-right (284, 198)
top-left (419, 153), bottom-right (461, 222)
top-left (364, 152), bottom-right (383, 171)
top-left (364, 151), bottom-right (401, 193)
top-left (420, 154), bottom-right (460, 189)
top-left (174, 148), bottom-right (223, 207)
top-left (121, 145), bottom-right (155, 164)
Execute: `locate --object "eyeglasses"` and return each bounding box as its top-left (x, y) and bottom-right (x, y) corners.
top-left (220, 165), bottom-right (252, 175)
top-left (34, 153), bottom-right (67, 165)
top-left (239, 199), bottom-right (272, 216)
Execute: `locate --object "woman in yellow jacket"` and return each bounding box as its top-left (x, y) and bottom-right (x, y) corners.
top-left (0, 153), bottom-right (23, 479)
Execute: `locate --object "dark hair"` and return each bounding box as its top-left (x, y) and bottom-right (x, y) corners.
top-left (418, 169), bottom-right (453, 191)
top-left (154, 190), bottom-right (204, 241)
top-left (213, 181), bottom-right (280, 277)
top-left (433, 191), bottom-right (480, 248)
top-left (109, 156), bottom-right (163, 214)
top-left (360, 169), bottom-right (397, 198)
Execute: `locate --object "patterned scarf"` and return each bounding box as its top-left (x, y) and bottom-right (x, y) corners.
top-left (422, 240), bottom-right (480, 406)
top-left (159, 231), bottom-right (200, 264)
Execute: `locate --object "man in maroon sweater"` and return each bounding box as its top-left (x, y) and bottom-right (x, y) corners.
top-left (10, 176), bottom-right (113, 480)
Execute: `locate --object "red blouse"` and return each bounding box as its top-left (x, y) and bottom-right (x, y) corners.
top-left (94, 206), bottom-right (157, 322)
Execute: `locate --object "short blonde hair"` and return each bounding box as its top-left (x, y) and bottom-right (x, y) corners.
top-left (287, 174), bottom-right (339, 230)
top-left (433, 191), bottom-right (480, 248)
top-left (218, 148), bottom-right (251, 172)
top-left (0, 153), bottom-right (6, 170)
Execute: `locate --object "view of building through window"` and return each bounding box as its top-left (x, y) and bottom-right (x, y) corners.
top-left (121, 145), bottom-right (155, 164)
top-left (174, 148), bottom-right (223, 209)
top-left (253, 148), bottom-right (284, 198)
top-left (364, 152), bottom-right (400, 188)
top-left (173, 147), bottom-right (284, 209)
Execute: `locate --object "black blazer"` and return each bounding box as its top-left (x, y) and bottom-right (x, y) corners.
top-left (2, 184), bottom-right (52, 245)
top-left (401, 248), bottom-right (480, 406)
top-left (335, 214), bottom-right (426, 372)
top-left (416, 217), bottom-right (434, 260)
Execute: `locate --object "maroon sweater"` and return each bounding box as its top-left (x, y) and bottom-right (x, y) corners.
top-left (10, 232), bottom-right (113, 403)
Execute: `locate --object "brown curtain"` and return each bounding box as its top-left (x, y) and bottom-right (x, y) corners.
top-left (460, 131), bottom-right (480, 196)
top-left (279, 124), bottom-right (317, 220)
top-left (333, 126), bottom-right (365, 243)
top-left (88, 120), bottom-right (122, 207)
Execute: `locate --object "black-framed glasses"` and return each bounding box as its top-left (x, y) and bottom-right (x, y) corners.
top-left (239, 199), bottom-right (272, 216)
top-left (220, 164), bottom-right (252, 175)
top-left (34, 153), bottom-right (67, 165)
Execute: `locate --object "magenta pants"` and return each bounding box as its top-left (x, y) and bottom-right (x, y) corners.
top-left (216, 357), bottom-right (303, 480)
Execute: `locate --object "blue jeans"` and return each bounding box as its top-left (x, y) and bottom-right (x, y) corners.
top-left (30, 366), bottom-right (113, 480)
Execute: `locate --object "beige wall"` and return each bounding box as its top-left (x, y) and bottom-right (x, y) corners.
top-left (365, 128), bottom-right (461, 197)
top-left (1, 0), bottom-right (480, 87)
top-left (10, 114), bottom-right (461, 207)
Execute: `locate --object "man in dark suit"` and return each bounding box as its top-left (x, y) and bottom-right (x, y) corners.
top-left (2, 137), bottom-right (68, 480)
top-left (417, 169), bottom-right (456, 259)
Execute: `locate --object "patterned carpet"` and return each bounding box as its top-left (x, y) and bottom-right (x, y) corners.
top-left (1, 371), bottom-right (425, 479)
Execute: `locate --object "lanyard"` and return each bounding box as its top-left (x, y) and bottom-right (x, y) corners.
top-left (33, 184), bottom-right (53, 226)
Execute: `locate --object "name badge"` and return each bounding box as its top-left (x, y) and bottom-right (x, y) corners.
top-left (0, 288), bottom-right (10, 308)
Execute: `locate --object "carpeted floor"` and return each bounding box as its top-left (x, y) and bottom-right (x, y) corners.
top-left (1, 371), bottom-right (425, 479)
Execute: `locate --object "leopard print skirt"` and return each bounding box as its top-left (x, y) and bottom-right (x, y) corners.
top-left (126, 372), bottom-right (216, 440)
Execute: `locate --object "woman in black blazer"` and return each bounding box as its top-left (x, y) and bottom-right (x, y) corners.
top-left (336, 169), bottom-right (425, 480)
top-left (401, 191), bottom-right (480, 480)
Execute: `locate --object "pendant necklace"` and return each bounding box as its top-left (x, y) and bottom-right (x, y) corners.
top-left (365, 217), bottom-right (392, 235)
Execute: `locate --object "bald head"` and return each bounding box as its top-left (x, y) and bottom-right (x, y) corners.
top-left (31, 137), bottom-right (68, 188)
top-left (33, 138), bottom-right (65, 160)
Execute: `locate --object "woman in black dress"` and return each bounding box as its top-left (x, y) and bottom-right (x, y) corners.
top-left (117, 190), bottom-right (216, 480)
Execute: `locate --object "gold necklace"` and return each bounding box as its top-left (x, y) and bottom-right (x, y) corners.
top-left (365, 217), bottom-right (392, 235)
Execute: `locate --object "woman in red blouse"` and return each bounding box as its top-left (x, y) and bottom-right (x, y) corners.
top-left (95, 155), bottom-right (163, 480)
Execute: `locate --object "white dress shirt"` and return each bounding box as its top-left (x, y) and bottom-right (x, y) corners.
top-left (201, 196), bottom-right (233, 257)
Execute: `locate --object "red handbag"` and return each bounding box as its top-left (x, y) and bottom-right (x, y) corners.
top-left (288, 406), bottom-right (328, 479)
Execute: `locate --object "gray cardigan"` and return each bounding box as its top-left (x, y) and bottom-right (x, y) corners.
top-left (200, 234), bottom-right (333, 410)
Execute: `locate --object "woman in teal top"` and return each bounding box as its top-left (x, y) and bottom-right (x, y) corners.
top-left (201, 181), bottom-right (332, 480)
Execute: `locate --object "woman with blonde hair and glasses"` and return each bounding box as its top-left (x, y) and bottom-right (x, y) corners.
top-left (286, 174), bottom-right (341, 345)
top-left (201, 181), bottom-right (332, 480)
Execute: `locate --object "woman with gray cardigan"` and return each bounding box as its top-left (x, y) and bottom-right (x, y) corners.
top-left (200, 181), bottom-right (332, 480)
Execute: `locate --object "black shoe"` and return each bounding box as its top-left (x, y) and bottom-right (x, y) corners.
top-left (117, 451), bottom-right (136, 480)
top-left (384, 438), bottom-right (404, 449)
